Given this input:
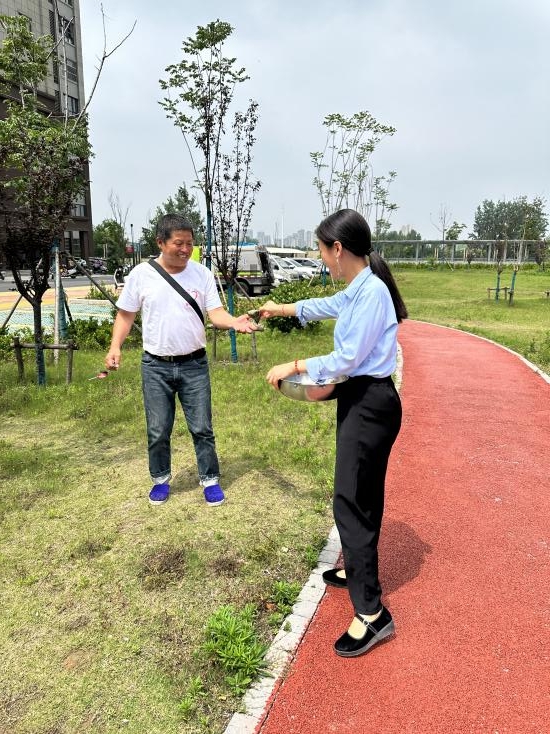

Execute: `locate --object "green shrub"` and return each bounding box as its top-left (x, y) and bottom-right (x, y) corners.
top-left (85, 283), bottom-right (117, 300)
top-left (0, 327), bottom-right (35, 363)
top-left (263, 280), bottom-right (344, 333)
top-left (66, 317), bottom-right (141, 351)
top-left (66, 317), bottom-right (114, 350)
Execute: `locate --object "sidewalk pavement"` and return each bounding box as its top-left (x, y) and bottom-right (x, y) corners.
top-left (0, 284), bottom-right (93, 311)
top-left (0, 285), bottom-right (111, 330)
top-left (226, 319), bottom-right (550, 734)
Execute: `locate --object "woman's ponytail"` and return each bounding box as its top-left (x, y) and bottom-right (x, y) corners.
top-left (316, 208), bottom-right (408, 323)
top-left (368, 251), bottom-right (408, 323)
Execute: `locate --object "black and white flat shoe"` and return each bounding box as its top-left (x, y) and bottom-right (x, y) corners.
top-left (322, 568), bottom-right (347, 588)
top-left (334, 606), bottom-right (395, 657)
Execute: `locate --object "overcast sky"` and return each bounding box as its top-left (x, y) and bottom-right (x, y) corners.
top-left (80, 0), bottom-right (550, 243)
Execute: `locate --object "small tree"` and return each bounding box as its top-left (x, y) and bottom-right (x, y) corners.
top-left (430, 204), bottom-right (455, 263)
top-left (141, 183), bottom-right (205, 258)
top-left (159, 20), bottom-right (249, 270)
top-left (92, 218), bottom-right (126, 267)
top-left (446, 221), bottom-right (467, 240)
top-left (211, 100), bottom-right (261, 361)
top-left (160, 20), bottom-right (261, 364)
top-left (310, 111), bottom-right (397, 228)
top-left (0, 16), bottom-right (90, 384)
top-left (533, 241), bottom-right (547, 270)
top-left (0, 12), bottom-right (134, 385)
top-left (372, 171), bottom-right (398, 239)
top-left (106, 190), bottom-right (129, 269)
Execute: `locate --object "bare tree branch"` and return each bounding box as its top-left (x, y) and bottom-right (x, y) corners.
top-left (75, 4), bottom-right (136, 125)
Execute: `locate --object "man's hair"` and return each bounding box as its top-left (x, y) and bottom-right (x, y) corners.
top-left (155, 213), bottom-right (194, 242)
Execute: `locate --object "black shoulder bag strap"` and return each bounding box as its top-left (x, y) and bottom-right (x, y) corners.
top-left (148, 259), bottom-right (205, 325)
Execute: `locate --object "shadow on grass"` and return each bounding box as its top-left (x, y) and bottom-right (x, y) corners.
top-left (171, 455), bottom-right (314, 499)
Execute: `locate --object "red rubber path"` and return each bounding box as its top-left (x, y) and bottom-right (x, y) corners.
top-left (258, 320), bottom-right (550, 734)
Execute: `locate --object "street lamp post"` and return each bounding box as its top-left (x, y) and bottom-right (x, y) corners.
top-left (130, 223), bottom-right (135, 267)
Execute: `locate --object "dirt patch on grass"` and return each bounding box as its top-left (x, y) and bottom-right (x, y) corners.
top-left (209, 554), bottom-right (243, 577)
top-left (139, 545), bottom-right (191, 590)
top-left (0, 685), bottom-right (40, 730)
top-left (68, 536), bottom-right (114, 560)
top-left (62, 648), bottom-right (95, 672)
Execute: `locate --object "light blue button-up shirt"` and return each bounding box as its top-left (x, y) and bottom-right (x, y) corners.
top-left (295, 267), bottom-right (398, 382)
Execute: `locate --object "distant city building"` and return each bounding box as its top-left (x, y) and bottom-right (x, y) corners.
top-left (256, 231), bottom-right (271, 246)
top-left (254, 225), bottom-right (318, 250)
top-left (0, 0), bottom-right (93, 261)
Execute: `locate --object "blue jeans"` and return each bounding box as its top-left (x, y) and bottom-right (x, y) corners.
top-left (141, 352), bottom-right (220, 484)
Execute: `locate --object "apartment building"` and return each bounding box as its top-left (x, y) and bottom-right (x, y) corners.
top-left (0, 0), bottom-right (93, 261)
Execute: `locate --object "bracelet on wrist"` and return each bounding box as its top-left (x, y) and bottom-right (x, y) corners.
top-left (294, 359), bottom-right (299, 375)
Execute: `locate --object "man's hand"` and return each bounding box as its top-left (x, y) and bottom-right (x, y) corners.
top-left (105, 347), bottom-right (121, 370)
top-left (232, 314), bottom-right (261, 333)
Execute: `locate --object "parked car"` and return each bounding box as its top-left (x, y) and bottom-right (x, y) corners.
top-left (278, 257), bottom-right (311, 279)
top-left (292, 257), bottom-right (324, 277)
top-left (281, 257), bottom-right (321, 279)
top-left (269, 255), bottom-right (302, 285)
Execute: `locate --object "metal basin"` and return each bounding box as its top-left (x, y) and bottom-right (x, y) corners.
top-left (278, 374), bottom-right (348, 402)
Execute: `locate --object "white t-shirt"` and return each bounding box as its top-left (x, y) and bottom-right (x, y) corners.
top-left (117, 260), bottom-right (222, 356)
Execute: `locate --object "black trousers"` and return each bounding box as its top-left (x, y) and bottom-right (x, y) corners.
top-left (333, 375), bottom-right (402, 615)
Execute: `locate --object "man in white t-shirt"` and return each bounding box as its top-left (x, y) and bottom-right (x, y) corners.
top-left (105, 213), bottom-right (258, 506)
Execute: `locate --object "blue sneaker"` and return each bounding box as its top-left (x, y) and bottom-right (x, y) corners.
top-left (203, 483), bottom-right (225, 506)
top-left (149, 483), bottom-right (170, 505)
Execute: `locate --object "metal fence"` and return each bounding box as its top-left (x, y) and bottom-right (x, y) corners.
top-left (375, 240), bottom-right (545, 264)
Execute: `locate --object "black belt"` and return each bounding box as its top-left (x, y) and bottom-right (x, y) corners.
top-left (145, 348), bottom-right (206, 363)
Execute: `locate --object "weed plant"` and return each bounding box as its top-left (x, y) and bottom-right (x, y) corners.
top-left (203, 605), bottom-right (268, 695)
top-left (266, 580), bottom-right (302, 629)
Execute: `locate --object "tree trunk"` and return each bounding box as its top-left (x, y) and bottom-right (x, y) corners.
top-left (32, 301), bottom-right (46, 386)
top-left (226, 284), bottom-right (238, 363)
top-left (206, 208), bottom-right (212, 271)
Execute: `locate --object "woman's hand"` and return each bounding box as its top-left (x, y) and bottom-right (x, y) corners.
top-left (266, 361), bottom-right (298, 390)
top-left (260, 300), bottom-right (282, 319)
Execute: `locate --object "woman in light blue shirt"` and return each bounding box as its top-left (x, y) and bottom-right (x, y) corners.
top-left (263, 209), bottom-right (407, 658)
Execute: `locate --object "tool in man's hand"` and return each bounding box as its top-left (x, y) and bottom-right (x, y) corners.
top-left (88, 370), bottom-right (109, 380)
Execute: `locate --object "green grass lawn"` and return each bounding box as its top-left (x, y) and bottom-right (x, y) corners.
top-left (0, 265), bottom-right (548, 734)
top-left (0, 328), bottom-right (337, 734)
top-left (394, 265), bottom-right (550, 373)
